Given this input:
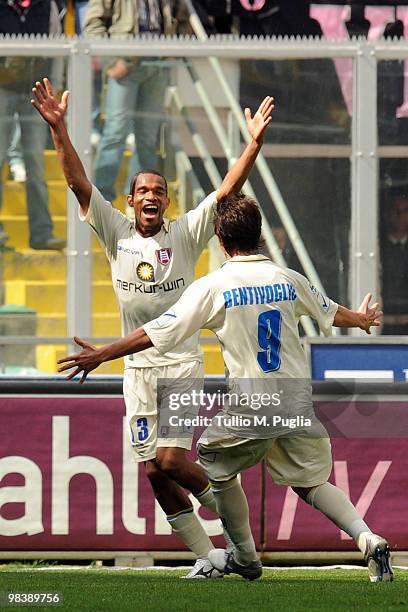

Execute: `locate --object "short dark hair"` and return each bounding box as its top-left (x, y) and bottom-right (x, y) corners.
top-left (129, 170), bottom-right (168, 197)
top-left (214, 193), bottom-right (262, 255)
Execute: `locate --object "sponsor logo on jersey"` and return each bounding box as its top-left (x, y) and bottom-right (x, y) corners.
top-left (117, 277), bottom-right (185, 294)
top-left (136, 261), bottom-right (155, 282)
top-left (117, 245), bottom-right (141, 256)
top-left (155, 248), bottom-right (172, 265)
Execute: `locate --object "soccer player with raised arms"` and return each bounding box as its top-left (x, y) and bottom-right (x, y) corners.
top-left (32, 78), bottom-right (274, 578)
top-left (59, 192), bottom-right (393, 584)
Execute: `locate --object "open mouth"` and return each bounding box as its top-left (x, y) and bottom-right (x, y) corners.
top-left (142, 204), bottom-right (159, 219)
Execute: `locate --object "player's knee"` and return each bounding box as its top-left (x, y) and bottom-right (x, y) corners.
top-left (155, 450), bottom-right (186, 475)
top-left (144, 460), bottom-right (165, 485)
top-left (210, 477), bottom-right (239, 494)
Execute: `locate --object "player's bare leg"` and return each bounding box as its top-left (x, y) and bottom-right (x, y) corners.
top-left (145, 459), bottom-right (193, 515)
top-left (144, 459), bottom-right (223, 579)
top-left (155, 447), bottom-right (234, 546)
top-left (156, 448), bottom-right (212, 496)
top-left (293, 484), bottom-right (393, 582)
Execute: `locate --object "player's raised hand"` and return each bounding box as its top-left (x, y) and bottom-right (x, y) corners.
top-left (245, 96), bottom-right (274, 143)
top-left (31, 77), bottom-right (69, 128)
top-left (357, 292), bottom-right (383, 334)
top-left (57, 336), bottom-right (101, 383)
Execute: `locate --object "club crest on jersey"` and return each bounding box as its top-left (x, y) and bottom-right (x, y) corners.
top-left (136, 261), bottom-right (155, 282)
top-left (155, 248), bottom-right (172, 266)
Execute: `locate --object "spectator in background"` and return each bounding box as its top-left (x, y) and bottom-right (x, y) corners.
top-left (8, 114), bottom-right (26, 183)
top-left (233, 0), bottom-right (321, 37)
top-left (272, 226), bottom-right (301, 272)
top-left (0, 0), bottom-right (66, 250)
top-left (381, 192), bottom-right (408, 335)
top-left (192, 0), bottom-right (232, 34)
top-left (73, 0), bottom-right (89, 33)
top-left (85, 1), bottom-right (188, 204)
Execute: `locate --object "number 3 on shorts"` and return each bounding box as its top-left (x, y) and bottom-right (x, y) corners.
top-left (257, 310), bottom-right (282, 373)
top-left (135, 417), bottom-right (149, 442)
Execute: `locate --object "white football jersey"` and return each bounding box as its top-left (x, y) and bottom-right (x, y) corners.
top-left (144, 254), bottom-right (338, 379)
top-left (82, 185), bottom-right (217, 367)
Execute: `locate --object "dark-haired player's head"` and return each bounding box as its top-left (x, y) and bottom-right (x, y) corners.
top-left (127, 170), bottom-right (169, 238)
top-left (214, 193), bottom-right (262, 256)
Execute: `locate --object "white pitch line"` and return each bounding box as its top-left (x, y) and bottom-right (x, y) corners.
top-left (25, 564), bottom-right (408, 572)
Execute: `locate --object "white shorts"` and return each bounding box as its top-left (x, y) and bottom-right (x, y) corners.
top-left (123, 360), bottom-right (204, 462)
top-left (198, 433), bottom-right (332, 488)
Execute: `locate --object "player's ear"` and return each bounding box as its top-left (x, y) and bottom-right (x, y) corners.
top-left (127, 194), bottom-right (134, 208)
top-left (218, 236), bottom-right (227, 257)
top-left (163, 196), bottom-right (170, 211)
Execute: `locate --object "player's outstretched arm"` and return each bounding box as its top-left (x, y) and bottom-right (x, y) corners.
top-left (334, 293), bottom-right (383, 334)
top-left (31, 78), bottom-right (92, 214)
top-left (58, 330), bottom-right (153, 383)
top-left (217, 96), bottom-right (274, 200)
top-left (58, 278), bottom-right (213, 383)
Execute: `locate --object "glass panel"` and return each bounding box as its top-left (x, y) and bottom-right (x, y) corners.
top-left (378, 59), bottom-right (408, 146)
top-left (0, 54), bottom-right (68, 374)
top-left (264, 157), bottom-right (351, 306)
top-left (240, 59), bottom-right (351, 145)
top-left (378, 56), bottom-right (408, 335)
top-left (239, 60), bottom-right (351, 307)
top-left (379, 160), bottom-right (408, 336)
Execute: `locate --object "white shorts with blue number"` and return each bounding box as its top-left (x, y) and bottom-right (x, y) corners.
top-left (123, 360), bottom-right (204, 462)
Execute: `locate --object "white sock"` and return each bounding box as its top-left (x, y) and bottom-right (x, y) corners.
top-left (167, 508), bottom-right (213, 559)
top-left (357, 531), bottom-right (374, 554)
top-left (195, 484), bottom-right (217, 514)
top-left (305, 482), bottom-right (372, 550)
top-left (211, 477), bottom-right (258, 565)
top-left (195, 484), bottom-right (234, 551)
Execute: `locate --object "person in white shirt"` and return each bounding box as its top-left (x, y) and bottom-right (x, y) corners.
top-left (58, 192), bottom-right (393, 585)
top-left (32, 78), bottom-right (274, 578)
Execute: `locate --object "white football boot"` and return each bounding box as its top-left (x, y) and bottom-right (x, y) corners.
top-left (181, 557), bottom-right (224, 579)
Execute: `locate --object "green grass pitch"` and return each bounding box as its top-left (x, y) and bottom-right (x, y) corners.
top-left (0, 567), bottom-right (407, 611)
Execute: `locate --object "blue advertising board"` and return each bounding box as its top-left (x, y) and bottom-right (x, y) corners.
top-left (308, 340), bottom-right (408, 381)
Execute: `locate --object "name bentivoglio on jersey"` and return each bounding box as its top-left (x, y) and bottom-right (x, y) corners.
top-left (223, 281), bottom-right (297, 309)
top-left (82, 186), bottom-right (217, 367)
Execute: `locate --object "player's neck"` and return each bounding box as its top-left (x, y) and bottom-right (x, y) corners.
top-left (225, 249), bottom-right (259, 259)
top-left (135, 221), bottom-right (163, 238)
